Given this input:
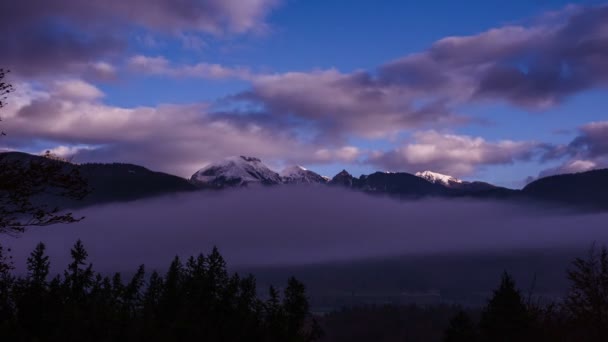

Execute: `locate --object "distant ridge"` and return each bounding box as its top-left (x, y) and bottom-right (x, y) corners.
top-left (523, 168), bottom-right (608, 209)
top-left (415, 170), bottom-right (500, 193)
top-left (0, 151), bottom-right (196, 207)
top-left (4, 151), bottom-right (608, 210)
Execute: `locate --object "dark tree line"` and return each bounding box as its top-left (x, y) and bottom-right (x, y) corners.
top-left (317, 245), bottom-right (608, 342)
top-left (0, 241), bottom-right (322, 342)
top-left (444, 245), bottom-right (608, 342)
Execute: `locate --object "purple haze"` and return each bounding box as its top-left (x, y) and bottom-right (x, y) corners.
top-left (2, 186), bottom-right (607, 274)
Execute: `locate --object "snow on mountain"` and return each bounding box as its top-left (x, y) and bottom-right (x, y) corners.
top-left (415, 170), bottom-right (463, 186)
top-left (280, 165), bottom-right (328, 184)
top-left (191, 156), bottom-right (282, 188)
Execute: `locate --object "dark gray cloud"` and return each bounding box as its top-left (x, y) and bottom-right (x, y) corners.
top-left (380, 5), bottom-right (608, 108)
top-left (1, 187), bottom-right (607, 274)
top-left (0, 0), bottom-right (279, 77)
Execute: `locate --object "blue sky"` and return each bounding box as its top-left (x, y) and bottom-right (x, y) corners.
top-left (2, 0), bottom-right (608, 188)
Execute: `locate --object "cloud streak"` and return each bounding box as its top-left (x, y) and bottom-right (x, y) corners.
top-left (128, 55), bottom-right (253, 80)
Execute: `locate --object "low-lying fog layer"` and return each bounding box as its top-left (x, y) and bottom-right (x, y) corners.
top-left (2, 186), bottom-right (608, 274)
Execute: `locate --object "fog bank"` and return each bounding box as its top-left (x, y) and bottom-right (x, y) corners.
top-left (2, 186), bottom-right (607, 273)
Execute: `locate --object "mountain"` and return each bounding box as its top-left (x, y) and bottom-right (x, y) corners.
top-left (359, 172), bottom-right (448, 197)
top-left (190, 156), bottom-right (282, 188)
top-left (78, 163), bottom-right (196, 205)
top-left (415, 170), bottom-right (463, 187)
top-left (280, 165), bottom-right (328, 184)
top-left (523, 168), bottom-right (608, 209)
top-left (415, 170), bottom-right (500, 193)
top-left (5, 151), bottom-right (608, 210)
top-left (329, 170), bottom-right (447, 197)
top-left (329, 170), bottom-right (356, 187)
top-left (0, 152), bottom-right (196, 207)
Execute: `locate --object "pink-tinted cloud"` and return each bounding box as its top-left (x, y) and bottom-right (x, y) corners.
top-left (368, 131), bottom-right (541, 176)
top-left (234, 70), bottom-right (465, 140)
top-left (0, 80), bottom-right (363, 176)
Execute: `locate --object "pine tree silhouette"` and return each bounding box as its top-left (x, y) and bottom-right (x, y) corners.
top-left (0, 241), bottom-right (321, 341)
top-left (479, 272), bottom-right (532, 342)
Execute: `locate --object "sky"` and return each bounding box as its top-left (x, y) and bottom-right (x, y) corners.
top-left (1, 0), bottom-right (608, 188)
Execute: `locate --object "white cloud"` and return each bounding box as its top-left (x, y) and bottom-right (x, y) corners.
top-left (369, 131), bottom-right (539, 176)
top-left (52, 80), bottom-right (105, 100)
top-left (128, 55), bottom-right (252, 80)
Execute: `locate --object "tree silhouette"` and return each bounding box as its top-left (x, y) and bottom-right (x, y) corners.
top-left (0, 241), bottom-right (321, 341)
top-left (0, 69), bottom-right (13, 129)
top-left (0, 69), bottom-right (89, 235)
top-left (565, 244), bottom-right (608, 340)
top-left (479, 272), bottom-right (533, 341)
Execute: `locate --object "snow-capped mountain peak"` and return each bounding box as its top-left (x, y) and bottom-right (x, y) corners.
top-left (415, 170), bottom-right (463, 186)
top-left (280, 165), bottom-right (327, 184)
top-left (191, 156), bottom-right (282, 188)
top-left (280, 165), bottom-right (307, 177)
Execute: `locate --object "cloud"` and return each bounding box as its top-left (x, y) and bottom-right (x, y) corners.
top-left (380, 5), bottom-right (608, 108)
top-left (227, 5), bottom-right (608, 142)
top-left (313, 146), bottom-right (361, 163)
top-left (0, 0), bottom-right (280, 77)
top-left (368, 131), bottom-right (540, 176)
top-left (234, 70), bottom-right (466, 140)
top-left (51, 80), bottom-right (105, 100)
top-left (570, 121), bottom-right (608, 159)
top-left (0, 80), bottom-right (366, 176)
top-left (128, 55), bottom-right (252, 80)
top-left (538, 159), bottom-right (599, 179)
top-left (3, 3), bottom-right (608, 180)
top-left (0, 0), bottom-right (279, 34)
top-left (537, 121), bottom-right (608, 178)
top-left (86, 62), bottom-right (118, 81)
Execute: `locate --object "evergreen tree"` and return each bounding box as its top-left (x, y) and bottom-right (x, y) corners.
top-left (26, 242), bottom-right (50, 286)
top-left (284, 276), bottom-right (314, 341)
top-left (479, 272), bottom-right (532, 342)
top-left (14, 243), bottom-right (52, 340)
top-left (0, 241), bottom-right (321, 342)
top-left (64, 239), bottom-right (94, 298)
